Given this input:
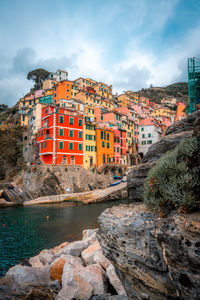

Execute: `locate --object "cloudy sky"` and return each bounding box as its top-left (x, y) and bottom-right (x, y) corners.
top-left (0, 0), bottom-right (200, 106)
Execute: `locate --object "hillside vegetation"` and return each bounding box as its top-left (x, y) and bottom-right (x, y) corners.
top-left (138, 82), bottom-right (188, 103)
top-left (0, 104), bottom-right (25, 181)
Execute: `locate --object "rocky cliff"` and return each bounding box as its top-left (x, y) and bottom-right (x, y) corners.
top-left (128, 110), bottom-right (200, 201)
top-left (97, 204), bottom-right (200, 300)
top-left (98, 112), bottom-right (200, 300)
top-left (0, 165), bottom-right (113, 205)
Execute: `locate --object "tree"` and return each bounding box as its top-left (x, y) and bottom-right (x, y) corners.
top-left (27, 69), bottom-right (50, 90)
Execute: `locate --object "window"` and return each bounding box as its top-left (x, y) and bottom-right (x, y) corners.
top-left (59, 141), bottom-right (64, 149)
top-left (39, 131), bottom-right (40, 137)
top-left (107, 142), bottom-right (110, 148)
top-left (69, 117), bottom-right (74, 125)
top-left (102, 141), bottom-right (105, 148)
top-left (41, 130), bottom-right (43, 136)
top-left (69, 142), bottom-right (73, 150)
top-left (142, 134), bottom-right (145, 138)
top-left (149, 140), bottom-right (152, 144)
top-left (67, 89), bottom-right (69, 92)
top-left (78, 143), bottom-right (82, 150)
top-left (55, 93), bottom-right (57, 97)
top-left (117, 147), bottom-right (119, 153)
top-left (59, 116), bottom-right (64, 123)
top-left (101, 131), bottom-right (104, 139)
top-left (141, 128), bottom-right (144, 131)
top-left (59, 128), bottom-right (64, 136)
top-left (45, 108), bottom-right (48, 114)
top-left (148, 133), bottom-right (151, 137)
top-left (78, 119), bottom-right (82, 126)
top-left (107, 133), bottom-right (109, 141)
top-left (69, 130), bottom-right (73, 137)
top-left (103, 154), bottom-right (106, 163)
top-left (79, 131), bottom-right (82, 138)
top-left (45, 141), bottom-right (47, 148)
top-left (41, 142), bottom-right (43, 149)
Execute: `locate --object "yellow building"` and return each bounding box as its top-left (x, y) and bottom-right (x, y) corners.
top-left (75, 92), bottom-right (114, 110)
top-left (151, 107), bottom-right (175, 118)
top-left (43, 79), bottom-right (58, 90)
top-left (74, 77), bottom-right (97, 88)
top-left (19, 95), bottom-right (39, 126)
top-left (93, 82), bottom-right (112, 99)
top-left (84, 121), bottom-right (97, 169)
top-left (118, 91), bottom-right (139, 106)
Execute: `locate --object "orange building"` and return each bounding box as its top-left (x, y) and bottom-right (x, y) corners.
top-left (53, 80), bottom-right (73, 104)
top-left (96, 126), bottom-right (114, 168)
top-left (175, 102), bottom-right (186, 121)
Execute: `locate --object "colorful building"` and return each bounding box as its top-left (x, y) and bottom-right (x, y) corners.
top-left (175, 102), bottom-right (186, 121)
top-left (84, 120), bottom-right (97, 169)
top-left (138, 118), bottom-right (161, 156)
top-left (151, 107), bottom-right (175, 119)
top-left (43, 79), bottom-right (58, 90)
top-left (96, 126), bottom-right (114, 168)
top-left (37, 105), bottom-right (84, 165)
top-left (48, 69), bottom-right (68, 82)
top-left (114, 128), bottom-right (127, 164)
top-left (19, 90), bottom-right (45, 126)
top-left (118, 91), bottom-right (139, 106)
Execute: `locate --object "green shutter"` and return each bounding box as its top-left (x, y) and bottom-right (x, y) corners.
top-left (69, 130), bottom-right (73, 137)
top-left (59, 116), bottom-right (64, 123)
top-left (79, 143), bottom-right (82, 150)
top-left (59, 128), bottom-right (64, 136)
top-left (69, 142), bottom-right (73, 150)
top-left (79, 131), bottom-right (82, 138)
top-left (59, 142), bottom-right (64, 149)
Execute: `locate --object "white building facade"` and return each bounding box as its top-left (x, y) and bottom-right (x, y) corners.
top-left (48, 69), bottom-right (68, 82)
top-left (138, 121), bottom-right (161, 156)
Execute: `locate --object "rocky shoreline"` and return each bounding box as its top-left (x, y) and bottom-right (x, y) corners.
top-left (0, 228), bottom-right (128, 300)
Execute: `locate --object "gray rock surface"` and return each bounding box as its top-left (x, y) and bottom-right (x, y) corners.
top-left (97, 203), bottom-right (200, 300)
top-left (128, 111), bottom-right (200, 201)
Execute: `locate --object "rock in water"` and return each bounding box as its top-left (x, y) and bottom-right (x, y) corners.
top-left (97, 203), bottom-right (200, 300)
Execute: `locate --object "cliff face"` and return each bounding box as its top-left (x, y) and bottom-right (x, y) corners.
top-left (128, 111), bottom-right (200, 201)
top-left (97, 204), bottom-right (200, 300)
top-left (0, 165), bottom-right (113, 205)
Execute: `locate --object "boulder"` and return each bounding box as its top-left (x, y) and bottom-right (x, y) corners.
top-left (106, 265), bottom-right (127, 296)
top-left (38, 249), bottom-right (53, 265)
top-left (50, 258), bottom-right (66, 283)
top-left (56, 240), bottom-right (86, 257)
top-left (98, 203), bottom-right (200, 300)
top-left (5, 264), bottom-right (51, 290)
top-left (62, 262), bottom-right (106, 294)
top-left (29, 255), bottom-right (44, 268)
top-left (93, 251), bottom-right (111, 270)
top-left (50, 242), bottom-right (68, 255)
top-left (56, 276), bottom-right (93, 300)
top-left (83, 229), bottom-right (98, 247)
top-left (83, 229), bottom-right (98, 240)
top-left (81, 240), bottom-right (102, 265)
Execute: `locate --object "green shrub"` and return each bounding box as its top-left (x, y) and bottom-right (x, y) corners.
top-left (144, 137), bottom-right (200, 212)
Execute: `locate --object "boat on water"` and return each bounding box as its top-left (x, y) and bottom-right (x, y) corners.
top-left (113, 175), bottom-right (122, 180)
top-left (110, 180), bottom-right (122, 187)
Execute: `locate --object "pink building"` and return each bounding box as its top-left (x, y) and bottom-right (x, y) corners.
top-left (114, 128), bottom-right (127, 164)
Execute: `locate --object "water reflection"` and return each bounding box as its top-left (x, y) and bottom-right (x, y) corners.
top-left (0, 199), bottom-right (130, 277)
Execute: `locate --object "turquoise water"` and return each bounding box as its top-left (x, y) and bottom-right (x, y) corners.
top-left (0, 199), bottom-right (129, 277)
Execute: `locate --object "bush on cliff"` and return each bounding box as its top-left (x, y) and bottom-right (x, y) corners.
top-left (144, 136), bottom-right (200, 213)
